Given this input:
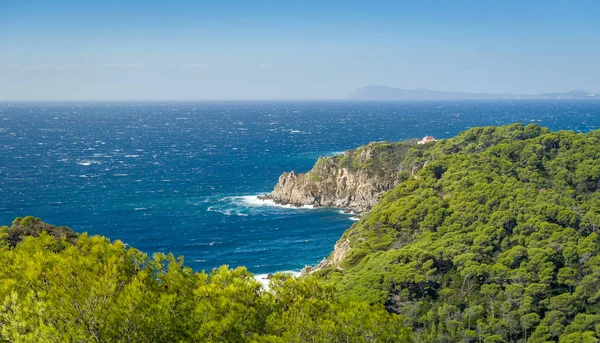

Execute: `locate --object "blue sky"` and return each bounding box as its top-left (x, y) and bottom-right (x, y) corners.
top-left (1, 0), bottom-right (599, 100)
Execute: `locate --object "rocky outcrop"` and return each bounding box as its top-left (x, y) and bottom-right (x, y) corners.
top-left (302, 238), bottom-right (351, 275)
top-left (262, 140), bottom-right (427, 214)
top-left (300, 124), bottom-right (552, 275)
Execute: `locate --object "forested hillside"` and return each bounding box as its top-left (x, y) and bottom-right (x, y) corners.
top-left (315, 124), bottom-right (600, 342)
top-left (265, 123), bottom-right (550, 215)
top-left (2, 123), bottom-right (598, 343)
top-left (264, 139), bottom-right (429, 213)
top-left (0, 217), bottom-right (411, 342)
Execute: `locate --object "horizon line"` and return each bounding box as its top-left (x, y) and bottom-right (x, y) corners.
top-left (2, 98), bottom-right (600, 102)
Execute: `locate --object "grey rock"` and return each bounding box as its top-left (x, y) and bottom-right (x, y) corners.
top-left (263, 140), bottom-right (427, 214)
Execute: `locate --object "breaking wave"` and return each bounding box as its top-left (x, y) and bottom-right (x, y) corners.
top-left (254, 270), bottom-right (302, 289)
top-left (204, 195), bottom-right (317, 217)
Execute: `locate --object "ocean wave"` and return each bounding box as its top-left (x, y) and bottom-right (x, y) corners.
top-left (254, 270), bottom-right (302, 289)
top-left (185, 242), bottom-right (217, 247)
top-left (239, 195), bottom-right (315, 209)
top-left (339, 209), bottom-right (360, 221)
top-left (324, 150), bottom-right (346, 157)
top-left (206, 206), bottom-right (249, 217)
top-left (234, 247), bottom-right (270, 253)
top-left (202, 194), bottom-right (317, 218)
top-left (76, 160), bottom-right (102, 166)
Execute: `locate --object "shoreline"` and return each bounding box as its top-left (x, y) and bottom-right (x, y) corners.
top-left (253, 270), bottom-right (302, 289)
top-left (256, 194), bottom-right (364, 218)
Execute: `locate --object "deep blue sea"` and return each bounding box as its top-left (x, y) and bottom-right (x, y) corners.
top-left (1, 100), bottom-right (599, 275)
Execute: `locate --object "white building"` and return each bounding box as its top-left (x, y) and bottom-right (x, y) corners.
top-left (417, 136), bottom-right (437, 145)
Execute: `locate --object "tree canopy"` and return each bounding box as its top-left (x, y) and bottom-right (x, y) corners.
top-left (2, 123), bottom-right (599, 343)
top-left (315, 124), bottom-right (600, 342)
top-left (0, 217), bottom-right (411, 343)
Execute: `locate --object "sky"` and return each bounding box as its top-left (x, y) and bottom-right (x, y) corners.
top-left (0, 0), bottom-right (599, 100)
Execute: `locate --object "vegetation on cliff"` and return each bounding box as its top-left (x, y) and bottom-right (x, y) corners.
top-left (0, 217), bottom-right (411, 343)
top-left (265, 139), bottom-right (431, 213)
top-left (266, 123), bottom-right (550, 214)
top-left (2, 123), bottom-right (598, 343)
top-left (315, 124), bottom-right (600, 342)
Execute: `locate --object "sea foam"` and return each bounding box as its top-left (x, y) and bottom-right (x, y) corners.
top-left (254, 270), bottom-right (302, 289)
top-left (239, 195), bottom-right (315, 209)
top-left (205, 195), bottom-right (316, 217)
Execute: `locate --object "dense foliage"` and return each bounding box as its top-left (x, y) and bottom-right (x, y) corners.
top-left (316, 124), bottom-right (600, 342)
top-left (333, 139), bottom-right (426, 178)
top-left (330, 123), bottom-right (549, 180)
top-left (0, 217), bottom-right (411, 343)
top-left (3, 123), bottom-right (598, 343)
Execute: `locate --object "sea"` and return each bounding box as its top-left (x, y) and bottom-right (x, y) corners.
top-left (1, 100), bottom-right (599, 278)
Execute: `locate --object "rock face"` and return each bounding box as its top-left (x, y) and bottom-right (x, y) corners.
top-left (299, 123), bottom-right (552, 275)
top-left (263, 140), bottom-right (428, 214)
top-left (302, 238), bottom-right (351, 275)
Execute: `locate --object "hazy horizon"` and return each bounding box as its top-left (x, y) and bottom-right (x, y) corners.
top-left (2, 1), bottom-right (599, 100)
top-left (2, 90), bottom-right (600, 102)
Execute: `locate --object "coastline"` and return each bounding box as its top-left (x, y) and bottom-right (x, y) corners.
top-left (253, 270), bottom-right (302, 289)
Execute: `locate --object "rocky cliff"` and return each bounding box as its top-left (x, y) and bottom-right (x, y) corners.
top-left (265, 124), bottom-right (551, 217)
top-left (309, 124), bottom-right (600, 342)
top-left (299, 123), bottom-right (551, 275)
top-left (262, 139), bottom-right (429, 214)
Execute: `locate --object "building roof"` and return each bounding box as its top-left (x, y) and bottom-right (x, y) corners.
top-left (418, 136), bottom-right (437, 144)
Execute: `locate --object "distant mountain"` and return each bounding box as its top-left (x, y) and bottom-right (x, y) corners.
top-left (349, 85), bottom-right (599, 100)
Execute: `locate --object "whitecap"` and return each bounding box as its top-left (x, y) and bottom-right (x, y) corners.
top-left (239, 195), bottom-right (315, 209)
top-left (185, 242), bottom-right (216, 247)
top-left (77, 160), bottom-right (101, 166)
top-left (324, 151), bottom-right (345, 156)
top-left (254, 270), bottom-right (301, 289)
top-left (206, 206), bottom-right (249, 217)
top-left (201, 194), bottom-right (318, 218)
top-left (234, 247), bottom-right (270, 253)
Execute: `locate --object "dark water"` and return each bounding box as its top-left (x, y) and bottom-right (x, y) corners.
top-left (1, 100), bottom-right (598, 275)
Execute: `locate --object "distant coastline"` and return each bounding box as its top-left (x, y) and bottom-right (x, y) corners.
top-left (349, 85), bottom-right (599, 100)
